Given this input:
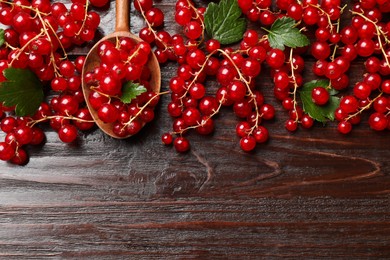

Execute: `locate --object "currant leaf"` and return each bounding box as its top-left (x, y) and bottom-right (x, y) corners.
top-left (264, 17), bottom-right (310, 50)
top-left (120, 81), bottom-right (147, 104)
top-left (204, 0), bottom-right (246, 45)
top-left (0, 68), bottom-right (44, 116)
top-left (0, 29), bottom-right (4, 47)
top-left (299, 80), bottom-right (340, 123)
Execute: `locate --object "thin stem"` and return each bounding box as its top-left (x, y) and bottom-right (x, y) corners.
top-left (122, 91), bottom-right (170, 130)
top-left (125, 45), bottom-right (142, 64)
top-left (185, 0), bottom-right (205, 44)
top-left (289, 48), bottom-right (300, 122)
top-left (178, 50), bottom-right (218, 101)
top-left (218, 49), bottom-right (260, 134)
top-left (352, 11), bottom-right (390, 68)
top-left (76, 0), bottom-right (90, 36)
top-left (345, 92), bottom-right (383, 121)
top-left (28, 115), bottom-right (95, 127)
top-left (138, 4), bottom-right (171, 51)
top-left (90, 86), bottom-right (113, 103)
top-left (172, 93), bottom-right (225, 135)
top-left (309, 4), bottom-right (334, 33)
top-left (9, 30), bottom-right (45, 66)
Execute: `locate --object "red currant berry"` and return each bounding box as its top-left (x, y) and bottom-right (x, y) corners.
top-left (14, 125), bottom-right (33, 145)
top-left (301, 115), bottom-right (314, 129)
top-left (161, 133), bottom-right (173, 145)
top-left (339, 96), bottom-right (359, 113)
top-left (227, 80), bottom-right (247, 102)
top-left (30, 127), bottom-right (45, 145)
top-left (97, 103), bottom-right (119, 123)
top-left (196, 117), bottom-right (214, 135)
top-left (10, 148), bottom-right (28, 165)
top-left (236, 121), bottom-right (251, 137)
top-left (58, 124), bottom-right (78, 143)
top-left (241, 58), bottom-right (261, 77)
top-left (353, 82), bottom-right (371, 100)
top-left (260, 104), bottom-right (275, 120)
top-left (285, 119), bottom-right (298, 132)
top-left (184, 21), bottom-right (203, 40)
top-left (217, 65), bottom-right (238, 86)
top-left (337, 121), bottom-right (352, 134)
top-left (0, 142), bottom-right (15, 161)
top-left (368, 112), bottom-right (388, 131)
top-left (240, 135), bottom-right (256, 152)
top-left (182, 107), bottom-right (201, 126)
top-left (311, 87), bottom-right (330, 105)
top-left (311, 41), bottom-right (331, 60)
top-left (174, 137), bottom-right (190, 152)
top-left (266, 49), bottom-right (285, 69)
top-left (253, 126), bottom-right (268, 143)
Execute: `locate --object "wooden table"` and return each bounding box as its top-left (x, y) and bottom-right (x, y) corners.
top-left (1, 0), bottom-right (389, 258)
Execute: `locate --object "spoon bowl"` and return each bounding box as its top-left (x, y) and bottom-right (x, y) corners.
top-left (82, 0), bottom-right (160, 139)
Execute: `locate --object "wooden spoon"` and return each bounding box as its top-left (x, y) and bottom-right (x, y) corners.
top-left (82, 0), bottom-right (161, 139)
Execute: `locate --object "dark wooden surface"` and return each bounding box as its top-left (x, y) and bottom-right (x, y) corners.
top-left (1, 0), bottom-right (390, 258)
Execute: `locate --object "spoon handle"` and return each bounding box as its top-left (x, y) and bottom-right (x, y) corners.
top-left (115, 0), bottom-right (130, 32)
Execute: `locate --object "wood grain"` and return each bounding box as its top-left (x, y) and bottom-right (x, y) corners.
top-left (0, 0), bottom-right (390, 258)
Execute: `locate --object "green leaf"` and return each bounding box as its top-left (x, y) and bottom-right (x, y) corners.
top-left (299, 79), bottom-right (340, 123)
top-left (264, 17), bottom-right (310, 50)
top-left (204, 0), bottom-right (246, 45)
top-left (0, 68), bottom-right (44, 116)
top-left (0, 29), bottom-right (4, 47)
top-left (120, 81), bottom-right (147, 104)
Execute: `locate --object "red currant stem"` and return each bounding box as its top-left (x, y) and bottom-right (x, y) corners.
top-left (90, 86), bottom-right (113, 103)
top-left (330, 12), bottom-right (343, 61)
top-left (185, 0), bottom-right (205, 44)
top-left (218, 49), bottom-right (260, 134)
top-left (172, 93), bottom-right (225, 136)
top-left (4, 42), bottom-right (17, 50)
top-left (0, 0), bottom-right (50, 16)
top-left (34, 11), bottom-right (68, 76)
top-left (9, 30), bottom-right (45, 67)
top-left (352, 11), bottom-right (390, 68)
top-left (138, 4), bottom-right (171, 51)
top-left (340, 4), bottom-right (348, 14)
top-left (121, 90), bottom-right (170, 130)
top-left (345, 92), bottom-right (383, 122)
top-left (218, 49), bottom-right (250, 88)
top-left (38, 12), bottom-right (68, 61)
top-left (288, 48), bottom-right (300, 123)
top-left (308, 4), bottom-right (334, 33)
top-left (254, 5), bottom-right (277, 13)
top-left (330, 45), bottom-right (338, 62)
top-left (76, 0), bottom-right (90, 36)
top-left (28, 115), bottom-right (95, 128)
top-left (247, 35), bottom-right (268, 53)
top-left (178, 50), bottom-right (218, 101)
top-left (125, 45), bottom-right (142, 64)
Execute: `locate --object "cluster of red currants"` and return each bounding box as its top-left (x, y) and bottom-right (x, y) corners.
top-left (0, 0), bottom-right (390, 165)
top-left (0, 0), bottom-right (101, 78)
top-left (333, 1), bottom-right (390, 133)
top-left (0, 0), bottom-right (107, 164)
top-left (133, 0), bottom-right (389, 151)
top-left (135, 0), bottom-right (275, 152)
top-left (240, 0), bottom-right (389, 133)
top-left (84, 37), bottom-right (160, 137)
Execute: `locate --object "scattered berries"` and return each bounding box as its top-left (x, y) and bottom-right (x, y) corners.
top-left (0, 0), bottom-right (389, 165)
